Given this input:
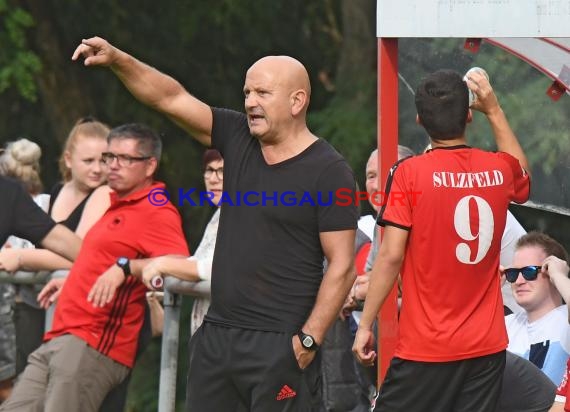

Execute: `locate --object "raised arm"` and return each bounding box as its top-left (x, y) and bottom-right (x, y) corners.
top-left (466, 70), bottom-right (529, 173)
top-left (543, 255), bottom-right (570, 321)
top-left (72, 36), bottom-right (213, 146)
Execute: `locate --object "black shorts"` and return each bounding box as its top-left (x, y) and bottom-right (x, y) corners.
top-left (185, 322), bottom-right (321, 412)
top-left (374, 351), bottom-right (506, 412)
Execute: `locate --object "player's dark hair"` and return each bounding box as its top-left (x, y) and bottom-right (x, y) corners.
top-left (415, 70), bottom-right (469, 140)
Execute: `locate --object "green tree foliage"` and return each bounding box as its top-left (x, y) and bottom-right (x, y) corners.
top-left (0, 0), bottom-right (41, 100)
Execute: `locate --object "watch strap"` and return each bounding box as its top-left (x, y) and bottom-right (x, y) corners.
top-left (116, 257), bottom-right (131, 277)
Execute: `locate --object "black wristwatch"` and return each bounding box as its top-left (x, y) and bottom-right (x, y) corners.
top-left (298, 331), bottom-right (319, 351)
top-left (116, 257), bottom-right (131, 277)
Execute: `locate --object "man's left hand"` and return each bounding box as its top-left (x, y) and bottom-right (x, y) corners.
top-left (87, 264), bottom-right (125, 307)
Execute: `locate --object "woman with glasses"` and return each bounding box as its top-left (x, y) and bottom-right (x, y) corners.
top-left (142, 149), bottom-right (223, 335)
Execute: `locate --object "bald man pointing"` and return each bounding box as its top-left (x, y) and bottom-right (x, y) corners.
top-left (73, 37), bottom-right (358, 411)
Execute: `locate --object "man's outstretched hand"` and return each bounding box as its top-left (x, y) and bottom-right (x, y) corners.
top-left (71, 37), bottom-right (118, 67)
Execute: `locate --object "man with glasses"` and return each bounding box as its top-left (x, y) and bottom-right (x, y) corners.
top-left (0, 124), bottom-right (189, 412)
top-left (503, 231), bottom-right (570, 385)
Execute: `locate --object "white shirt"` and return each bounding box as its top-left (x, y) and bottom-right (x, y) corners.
top-left (505, 304), bottom-right (570, 385)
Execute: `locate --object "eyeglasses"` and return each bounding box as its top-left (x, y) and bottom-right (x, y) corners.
top-left (101, 152), bottom-right (151, 167)
top-left (204, 167), bottom-right (223, 179)
top-left (504, 266), bottom-right (542, 283)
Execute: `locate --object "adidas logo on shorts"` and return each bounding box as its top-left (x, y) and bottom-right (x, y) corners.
top-left (276, 384), bottom-right (297, 400)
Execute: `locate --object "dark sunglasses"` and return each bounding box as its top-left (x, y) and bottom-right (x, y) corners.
top-left (504, 266), bottom-right (542, 283)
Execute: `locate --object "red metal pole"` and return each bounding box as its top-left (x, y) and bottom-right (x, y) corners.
top-left (377, 37), bottom-right (399, 383)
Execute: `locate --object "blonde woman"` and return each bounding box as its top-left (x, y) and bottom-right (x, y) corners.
top-left (0, 118), bottom-right (112, 377)
top-left (0, 118), bottom-right (111, 273)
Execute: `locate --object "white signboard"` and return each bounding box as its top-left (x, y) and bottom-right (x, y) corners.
top-left (377, 0), bottom-right (570, 38)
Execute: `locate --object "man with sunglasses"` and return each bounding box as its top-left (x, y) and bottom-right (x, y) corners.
top-left (1, 124), bottom-right (189, 412)
top-left (503, 232), bottom-right (570, 386)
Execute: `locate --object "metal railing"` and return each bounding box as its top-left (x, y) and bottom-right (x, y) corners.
top-left (158, 277), bottom-right (209, 412)
top-left (0, 269), bottom-right (69, 335)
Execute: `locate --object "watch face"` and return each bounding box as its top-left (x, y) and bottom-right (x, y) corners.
top-left (118, 257), bottom-right (127, 266)
top-left (302, 335), bottom-right (314, 348)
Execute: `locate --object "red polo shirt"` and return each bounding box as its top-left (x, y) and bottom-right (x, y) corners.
top-left (45, 182), bottom-right (189, 367)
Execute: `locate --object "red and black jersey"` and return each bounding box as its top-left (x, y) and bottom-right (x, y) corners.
top-left (379, 146), bottom-right (530, 362)
top-left (45, 182), bottom-right (189, 367)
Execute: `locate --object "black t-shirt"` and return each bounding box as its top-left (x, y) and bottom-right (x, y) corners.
top-left (0, 176), bottom-right (55, 246)
top-left (205, 108), bottom-right (358, 332)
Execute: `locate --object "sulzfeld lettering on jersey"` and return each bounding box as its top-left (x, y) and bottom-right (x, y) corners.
top-left (432, 170), bottom-right (504, 188)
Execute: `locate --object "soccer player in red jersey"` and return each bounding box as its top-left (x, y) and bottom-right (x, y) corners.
top-left (353, 69), bottom-right (530, 412)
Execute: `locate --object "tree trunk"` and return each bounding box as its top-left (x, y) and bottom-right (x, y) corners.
top-left (336, 0), bottom-right (376, 102)
top-left (17, 0), bottom-right (95, 144)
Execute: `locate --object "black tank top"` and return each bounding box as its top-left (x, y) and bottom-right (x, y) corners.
top-left (48, 183), bottom-right (94, 231)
